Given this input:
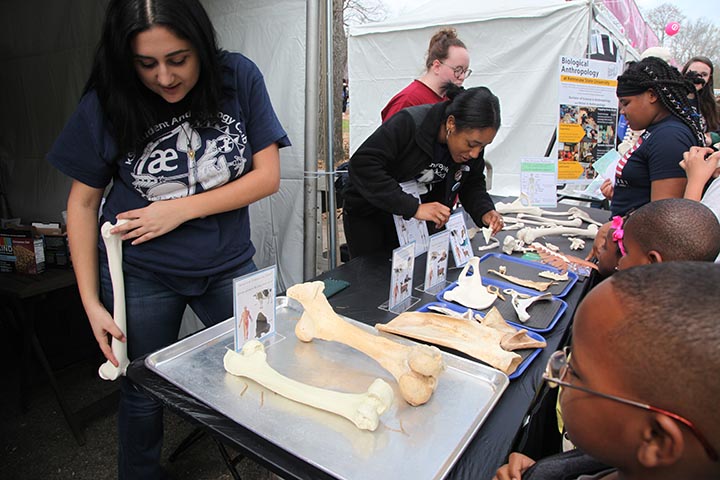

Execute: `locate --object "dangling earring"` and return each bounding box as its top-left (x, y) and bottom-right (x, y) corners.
top-left (446, 128), bottom-right (452, 141)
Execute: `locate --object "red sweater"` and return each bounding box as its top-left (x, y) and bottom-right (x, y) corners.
top-left (381, 80), bottom-right (445, 122)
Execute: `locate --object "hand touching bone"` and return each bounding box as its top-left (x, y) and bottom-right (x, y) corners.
top-left (98, 219), bottom-right (130, 381)
top-left (287, 281), bottom-right (444, 406)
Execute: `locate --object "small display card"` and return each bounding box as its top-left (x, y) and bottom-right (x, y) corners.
top-left (388, 242), bottom-right (416, 310)
top-left (423, 231), bottom-right (450, 292)
top-left (446, 212), bottom-right (472, 267)
top-left (233, 265), bottom-right (277, 351)
top-left (393, 180), bottom-right (429, 256)
top-left (520, 157), bottom-right (558, 207)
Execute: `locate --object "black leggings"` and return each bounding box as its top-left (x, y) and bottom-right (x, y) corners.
top-left (342, 208), bottom-right (399, 259)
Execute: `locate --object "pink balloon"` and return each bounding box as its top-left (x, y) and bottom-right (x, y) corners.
top-left (665, 21), bottom-right (680, 36)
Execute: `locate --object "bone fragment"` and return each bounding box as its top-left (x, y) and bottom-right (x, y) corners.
top-left (567, 207), bottom-right (604, 226)
top-left (516, 214), bottom-right (583, 227)
top-left (482, 227), bottom-right (493, 244)
top-left (98, 219), bottom-right (130, 381)
top-left (502, 235), bottom-right (531, 255)
top-left (224, 340), bottom-right (394, 431)
top-left (443, 257), bottom-right (497, 309)
top-left (507, 291), bottom-right (554, 322)
top-left (476, 237), bottom-right (499, 252)
top-left (427, 305), bottom-right (473, 320)
top-left (517, 224), bottom-right (599, 244)
top-left (495, 197), bottom-right (545, 216)
top-left (538, 270), bottom-right (569, 281)
top-left (287, 282), bottom-right (444, 406)
top-left (488, 268), bottom-right (557, 292)
top-left (544, 242), bottom-right (560, 252)
top-left (568, 237), bottom-right (586, 250)
top-left (532, 242), bottom-right (598, 273)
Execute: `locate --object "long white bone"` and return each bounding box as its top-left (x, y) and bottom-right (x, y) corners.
top-left (443, 257), bottom-right (497, 309)
top-left (287, 282), bottom-right (445, 406)
top-left (516, 214), bottom-right (583, 227)
top-left (224, 340), bottom-right (394, 431)
top-left (517, 224), bottom-right (599, 244)
top-left (98, 219), bottom-right (130, 381)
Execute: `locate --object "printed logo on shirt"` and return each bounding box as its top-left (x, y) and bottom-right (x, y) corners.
top-left (416, 162), bottom-right (449, 185)
top-left (131, 116), bottom-right (248, 201)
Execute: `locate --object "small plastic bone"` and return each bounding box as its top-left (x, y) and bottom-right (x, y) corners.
top-left (568, 237), bottom-right (586, 250)
top-left (507, 291), bottom-right (554, 322)
top-left (224, 340), bottom-right (394, 431)
top-left (98, 219), bottom-right (130, 381)
top-left (476, 237), bottom-right (499, 252)
top-left (517, 224), bottom-right (599, 244)
top-left (287, 281), bottom-right (445, 406)
top-left (443, 257), bottom-right (498, 309)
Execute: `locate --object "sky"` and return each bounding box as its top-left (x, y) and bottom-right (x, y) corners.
top-left (380, 0), bottom-right (718, 26)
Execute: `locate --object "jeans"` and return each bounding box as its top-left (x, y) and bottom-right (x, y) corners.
top-left (99, 257), bottom-right (257, 480)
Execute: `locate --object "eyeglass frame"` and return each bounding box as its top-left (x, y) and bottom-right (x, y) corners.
top-left (438, 61), bottom-right (472, 79)
top-left (543, 347), bottom-right (719, 462)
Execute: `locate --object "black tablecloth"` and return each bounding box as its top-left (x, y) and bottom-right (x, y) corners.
top-left (128, 202), bottom-right (606, 480)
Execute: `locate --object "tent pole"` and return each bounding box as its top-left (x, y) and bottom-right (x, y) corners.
top-left (325, 0), bottom-right (338, 269)
top-left (304, 0), bottom-right (320, 280)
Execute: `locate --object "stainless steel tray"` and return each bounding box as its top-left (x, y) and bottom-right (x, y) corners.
top-left (146, 297), bottom-right (509, 480)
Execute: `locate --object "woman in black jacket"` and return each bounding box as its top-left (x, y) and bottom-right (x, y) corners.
top-left (342, 84), bottom-right (503, 258)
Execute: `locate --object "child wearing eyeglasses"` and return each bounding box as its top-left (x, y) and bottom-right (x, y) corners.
top-left (494, 261), bottom-right (720, 480)
top-left (595, 198), bottom-right (720, 277)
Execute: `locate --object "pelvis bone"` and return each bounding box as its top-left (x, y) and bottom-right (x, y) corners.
top-left (443, 257), bottom-right (497, 309)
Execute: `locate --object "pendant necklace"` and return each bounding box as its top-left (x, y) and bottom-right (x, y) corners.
top-left (182, 124), bottom-right (196, 160)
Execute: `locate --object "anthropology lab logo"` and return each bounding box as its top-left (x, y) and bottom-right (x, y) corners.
top-left (131, 121), bottom-right (247, 201)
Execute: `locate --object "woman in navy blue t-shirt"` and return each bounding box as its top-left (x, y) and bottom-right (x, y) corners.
top-left (46, 1), bottom-right (289, 477)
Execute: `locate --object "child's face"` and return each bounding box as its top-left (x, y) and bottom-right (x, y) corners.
top-left (596, 227), bottom-right (621, 277)
top-left (560, 281), bottom-right (641, 469)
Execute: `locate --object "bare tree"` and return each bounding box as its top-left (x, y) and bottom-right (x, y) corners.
top-left (343, 0), bottom-right (386, 28)
top-left (642, 4), bottom-right (720, 88)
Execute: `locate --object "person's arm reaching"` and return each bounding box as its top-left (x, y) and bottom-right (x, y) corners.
top-left (113, 143), bottom-right (281, 244)
top-left (67, 180), bottom-right (125, 366)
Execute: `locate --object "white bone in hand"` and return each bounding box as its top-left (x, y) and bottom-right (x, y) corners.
top-left (443, 257), bottom-right (497, 309)
top-left (517, 224), bottom-right (599, 244)
top-left (287, 282), bottom-right (444, 406)
top-left (98, 219), bottom-right (130, 381)
top-left (224, 340), bottom-right (394, 431)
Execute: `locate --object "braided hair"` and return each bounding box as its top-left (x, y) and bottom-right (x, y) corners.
top-left (616, 56), bottom-right (705, 146)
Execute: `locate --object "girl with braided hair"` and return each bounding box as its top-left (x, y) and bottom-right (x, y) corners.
top-left (602, 56), bottom-right (704, 218)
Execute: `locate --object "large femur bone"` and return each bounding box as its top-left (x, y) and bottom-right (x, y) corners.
top-left (287, 281), bottom-right (444, 406)
top-left (224, 340), bottom-right (394, 431)
top-left (98, 219), bottom-right (130, 381)
top-left (517, 224), bottom-right (599, 244)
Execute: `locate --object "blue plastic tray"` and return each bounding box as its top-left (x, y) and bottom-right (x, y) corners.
top-left (475, 253), bottom-right (578, 298)
top-left (415, 302), bottom-right (546, 380)
top-left (436, 283), bottom-right (567, 333)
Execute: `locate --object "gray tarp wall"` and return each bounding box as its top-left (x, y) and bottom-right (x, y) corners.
top-left (0, 0), bottom-right (307, 290)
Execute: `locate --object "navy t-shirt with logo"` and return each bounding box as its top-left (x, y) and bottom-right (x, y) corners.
top-left (47, 52), bottom-right (290, 279)
top-left (611, 115), bottom-right (695, 217)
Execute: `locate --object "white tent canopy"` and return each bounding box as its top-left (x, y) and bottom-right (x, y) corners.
top-left (348, 0), bottom-right (630, 196)
top-left (0, 0), bottom-right (308, 289)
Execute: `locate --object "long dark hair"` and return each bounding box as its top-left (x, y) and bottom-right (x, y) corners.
top-left (443, 83), bottom-right (501, 131)
top-left (84, 0), bottom-right (224, 154)
top-left (616, 57), bottom-right (705, 146)
top-left (682, 56), bottom-right (719, 132)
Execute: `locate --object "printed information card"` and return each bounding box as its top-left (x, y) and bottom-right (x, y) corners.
top-left (233, 265), bottom-right (277, 351)
top-left (386, 242), bottom-right (417, 313)
top-left (446, 212), bottom-right (472, 267)
top-left (421, 231), bottom-right (450, 294)
top-left (520, 157), bottom-right (558, 207)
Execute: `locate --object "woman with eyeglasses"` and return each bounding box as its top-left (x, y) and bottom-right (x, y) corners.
top-left (342, 84), bottom-right (503, 259)
top-left (381, 28), bottom-right (471, 122)
top-left (46, 0), bottom-right (289, 477)
top-left (682, 56), bottom-right (720, 147)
